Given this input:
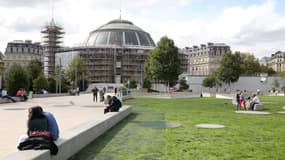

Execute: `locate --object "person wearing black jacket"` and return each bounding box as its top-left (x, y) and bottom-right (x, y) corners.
top-left (17, 107), bottom-right (58, 155)
top-left (104, 95), bottom-right (122, 114)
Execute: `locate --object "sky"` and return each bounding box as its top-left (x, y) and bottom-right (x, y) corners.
top-left (0, 0), bottom-right (285, 58)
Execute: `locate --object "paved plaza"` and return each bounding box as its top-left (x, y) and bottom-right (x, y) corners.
top-left (0, 93), bottom-right (108, 159)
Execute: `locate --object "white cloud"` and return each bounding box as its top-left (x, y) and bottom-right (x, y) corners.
top-left (0, 0), bottom-right (284, 59)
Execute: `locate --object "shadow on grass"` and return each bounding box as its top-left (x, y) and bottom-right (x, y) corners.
top-left (70, 108), bottom-right (167, 160)
top-left (69, 113), bottom-right (138, 160)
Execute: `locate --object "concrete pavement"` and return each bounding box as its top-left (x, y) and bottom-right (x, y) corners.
top-left (0, 93), bottom-right (108, 159)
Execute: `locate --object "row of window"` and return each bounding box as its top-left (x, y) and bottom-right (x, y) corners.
top-left (6, 47), bottom-right (43, 54)
top-left (88, 31), bottom-right (155, 47)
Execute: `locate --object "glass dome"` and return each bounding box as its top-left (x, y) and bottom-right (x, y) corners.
top-left (85, 19), bottom-right (155, 48)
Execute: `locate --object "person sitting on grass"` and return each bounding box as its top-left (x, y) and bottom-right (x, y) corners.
top-left (104, 95), bottom-right (122, 114)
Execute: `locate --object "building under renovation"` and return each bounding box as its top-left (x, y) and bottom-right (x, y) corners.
top-left (56, 19), bottom-right (155, 84)
top-left (41, 18), bottom-right (64, 77)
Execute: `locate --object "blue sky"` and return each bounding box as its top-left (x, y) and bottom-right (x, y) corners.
top-left (0, 0), bottom-right (285, 58)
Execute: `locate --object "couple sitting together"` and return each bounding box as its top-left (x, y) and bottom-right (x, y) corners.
top-left (104, 95), bottom-right (122, 114)
top-left (17, 106), bottom-right (59, 155)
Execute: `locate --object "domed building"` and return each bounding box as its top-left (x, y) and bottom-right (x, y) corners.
top-left (56, 19), bottom-right (155, 84)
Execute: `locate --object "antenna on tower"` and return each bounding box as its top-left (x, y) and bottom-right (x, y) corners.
top-left (119, 0), bottom-right (122, 19)
top-left (52, 0), bottom-right (54, 19)
top-left (50, 0), bottom-right (55, 21)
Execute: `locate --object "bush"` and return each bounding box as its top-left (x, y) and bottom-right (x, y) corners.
top-left (5, 64), bottom-right (29, 95)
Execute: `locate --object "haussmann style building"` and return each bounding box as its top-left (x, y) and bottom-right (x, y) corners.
top-left (3, 40), bottom-right (43, 69)
top-left (268, 51), bottom-right (285, 72)
top-left (56, 19), bottom-right (156, 84)
top-left (184, 42), bottom-right (231, 75)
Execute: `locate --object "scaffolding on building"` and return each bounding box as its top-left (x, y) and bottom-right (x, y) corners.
top-left (41, 18), bottom-right (64, 77)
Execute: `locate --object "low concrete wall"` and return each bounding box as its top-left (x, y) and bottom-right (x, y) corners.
top-left (4, 105), bottom-right (132, 160)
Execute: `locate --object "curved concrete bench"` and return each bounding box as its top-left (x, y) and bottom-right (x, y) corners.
top-left (3, 105), bottom-right (132, 160)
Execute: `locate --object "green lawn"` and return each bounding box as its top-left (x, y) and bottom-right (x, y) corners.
top-left (70, 96), bottom-right (285, 160)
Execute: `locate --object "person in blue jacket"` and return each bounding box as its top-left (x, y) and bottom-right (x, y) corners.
top-left (36, 106), bottom-right (59, 141)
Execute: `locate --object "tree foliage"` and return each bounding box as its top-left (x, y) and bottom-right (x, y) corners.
top-left (144, 36), bottom-right (180, 87)
top-left (142, 78), bottom-right (151, 89)
top-left (238, 53), bottom-right (260, 75)
top-left (5, 64), bottom-right (29, 95)
top-left (202, 72), bottom-right (221, 88)
top-left (27, 59), bottom-right (43, 90)
top-left (65, 55), bottom-right (89, 89)
top-left (33, 73), bottom-right (49, 92)
top-left (218, 52), bottom-right (242, 85)
top-left (125, 79), bottom-right (137, 89)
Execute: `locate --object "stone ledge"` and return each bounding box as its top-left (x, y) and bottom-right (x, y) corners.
top-left (3, 105), bottom-right (132, 160)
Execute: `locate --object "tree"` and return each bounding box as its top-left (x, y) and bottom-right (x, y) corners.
top-left (65, 55), bottom-right (89, 90)
top-left (33, 74), bottom-right (49, 92)
top-left (142, 78), bottom-right (151, 89)
top-left (217, 52), bottom-right (242, 86)
top-left (144, 36), bottom-right (180, 87)
top-left (48, 76), bottom-right (57, 93)
top-left (202, 72), bottom-right (221, 91)
top-left (260, 65), bottom-right (276, 75)
top-left (272, 79), bottom-right (280, 92)
top-left (238, 53), bottom-right (260, 75)
top-left (27, 59), bottom-right (43, 91)
top-left (179, 79), bottom-right (189, 90)
top-left (5, 64), bottom-right (29, 95)
top-left (125, 79), bottom-right (137, 89)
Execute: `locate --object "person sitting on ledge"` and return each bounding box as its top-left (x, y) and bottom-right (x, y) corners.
top-left (17, 106), bottom-right (58, 155)
top-left (34, 106), bottom-right (59, 141)
top-left (0, 88), bottom-right (16, 103)
top-left (104, 95), bottom-right (122, 114)
top-left (16, 88), bottom-right (28, 101)
top-left (250, 94), bottom-right (260, 110)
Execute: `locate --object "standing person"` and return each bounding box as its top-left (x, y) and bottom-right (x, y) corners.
top-left (92, 86), bottom-right (98, 102)
top-left (100, 89), bottom-right (105, 102)
top-left (236, 90), bottom-right (241, 110)
top-left (76, 87), bottom-right (80, 96)
top-left (114, 87), bottom-right (117, 96)
top-left (250, 94), bottom-right (260, 110)
top-left (239, 91), bottom-right (246, 110)
top-left (103, 87), bottom-right (106, 94)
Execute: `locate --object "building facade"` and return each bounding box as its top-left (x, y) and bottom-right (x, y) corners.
top-left (3, 40), bottom-right (43, 68)
top-left (268, 51), bottom-right (285, 72)
top-left (184, 43), bottom-right (231, 75)
top-left (41, 18), bottom-right (64, 77)
top-left (178, 50), bottom-right (189, 73)
top-left (56, 19), bottom-right (155, 84)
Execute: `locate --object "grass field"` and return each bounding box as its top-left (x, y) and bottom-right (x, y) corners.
top-left (70, 96), bottom-right (285, 160)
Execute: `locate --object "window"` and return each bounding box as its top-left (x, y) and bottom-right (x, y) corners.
top-left (109, 31), bottom-right (123, 46)
top-left (137, 32), bottom-right (150, 46)
top-left (95, 32), bottom-right (109, 45)
top-left (125, 31), bottom-right (138, 45)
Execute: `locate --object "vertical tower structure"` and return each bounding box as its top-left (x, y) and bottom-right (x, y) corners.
top-left (41, 18), bottom-right (64, 76)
